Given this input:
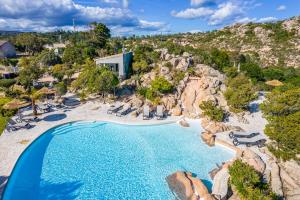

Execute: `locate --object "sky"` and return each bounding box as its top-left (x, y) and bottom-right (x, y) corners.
top-left (0, 0), bottom-right (299, 35)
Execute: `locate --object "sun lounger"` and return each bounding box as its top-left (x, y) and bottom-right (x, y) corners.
top-left (36, 103), bottom-right (51, 113)
top-left (6, 119), bottom-right (32, 132)
top-left (143, 106), bottom-right (150, 120)
top-left (229, 131), bottom-right (260, 139)
top-left (156, 105), bottom-right (164, 120)
top-left (233, 138), bottom-right (266, 148)
top-left (107, 104), bottom-right (123, 114)
top-left (116, 104), bottom-right (131, 117)
top-left (16, 113), bottom-right (39, 123)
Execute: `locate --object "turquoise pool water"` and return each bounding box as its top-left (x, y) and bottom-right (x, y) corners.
top-left (3, 121), bottom-right (234, 200)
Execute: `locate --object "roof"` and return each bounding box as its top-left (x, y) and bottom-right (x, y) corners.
top-left (0, 40), bottom-right (8, 47)
top-left (265, 80), bottom-right (284, 87)
top-left (94, 52), bottom-right (132, 62)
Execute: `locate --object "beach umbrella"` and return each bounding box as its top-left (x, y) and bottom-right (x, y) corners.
top-left (37, 87), bottom-right (56, 95)
top-left (265, 80), bottom-right (284, 87)
top-left (3, 99), bottom-right (31, 110)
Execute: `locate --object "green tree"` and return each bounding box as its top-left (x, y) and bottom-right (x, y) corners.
top-left (132, 60), bottom-right (148, 73)
top-left (18, 58), bottom-right (42, 92)
top-left (261, 88), bottom-right (300, 160)
top-left (95, 69), bottom-right (119, 96)
top-left (229, 160), bottom-right (276, 200)
top-left (151, 76), bottom-right (173, 94)
top-left (199, 101), bottom-right (225, 122)
top-left (210, 48), bottom-right (231, 71)
top-left (62, 46), bottom-right (84, 65)
top-left (88, 22), bottom-right (111, 48)
top-left (224, 74), bottom-right (257, 112)
top-left (15, 33), bottom-right (46, 55)
top-left (35, 50), bottom-right (61, 67)
top-left (241, 62), bottom-right (264, 82)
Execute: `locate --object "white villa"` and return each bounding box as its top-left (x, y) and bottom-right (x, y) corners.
top-left (95, 51), bottom-right (133, 80)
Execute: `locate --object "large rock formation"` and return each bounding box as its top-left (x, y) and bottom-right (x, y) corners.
top-left (241, 149), bottom-right (266, 174)
top-left (180, 64), bottom-right (227, 118)
top-left (166, 171), bottom-right (214, 200)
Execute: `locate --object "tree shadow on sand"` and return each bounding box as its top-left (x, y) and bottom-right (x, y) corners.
top-left (43, 113), bottom-right (67, 122)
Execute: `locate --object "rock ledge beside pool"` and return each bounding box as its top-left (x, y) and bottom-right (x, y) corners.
top-left (166, 171), bottom-right (214, 200)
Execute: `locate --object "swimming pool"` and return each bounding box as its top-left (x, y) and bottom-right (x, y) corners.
top-left (3, 121), bottom-right (234, 200)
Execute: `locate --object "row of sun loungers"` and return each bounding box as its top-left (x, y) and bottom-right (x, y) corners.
top-left (229, 131), bottom-right (266, 148)
top-left (143, 105), bottom-right (164, 120)
top-left (107, 103), bottom-right (166, 120)
top-left (6, 119), bottom-right (33, 132)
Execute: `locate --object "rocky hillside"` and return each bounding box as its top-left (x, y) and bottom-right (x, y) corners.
top-left (135, 16), bottom-right (300, 68)
top-left (179, 17), bottom-right (300, 68)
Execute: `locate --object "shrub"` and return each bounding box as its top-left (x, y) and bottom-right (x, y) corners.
top-left (199, 101), bottom-right (225, 122)
top-left (210, 48), bottom-right (231, 71)
top-left (261, 88), bottom-right (300, 161)
top-left (0, 116), bottom-right (9, 135)
top-left (224, 74), bottom-right (257, 113)
top-left (240, 62), bottom-right (264, 82)
top-left (229, 160), bottom-right (277, 200)
top-left (55, 82), bottom-right (67, 97)
top-left (151, 76), bottom-right (173, 94)
top-left (173, 70), bottom-right (185, 85)
top-left (0, 79), bottom-right (16, 88)
top-left (224, 67), bottom-right (238, 78)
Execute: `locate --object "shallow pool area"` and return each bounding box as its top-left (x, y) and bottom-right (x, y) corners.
top-left (3, 121), bottom-right (234, 200)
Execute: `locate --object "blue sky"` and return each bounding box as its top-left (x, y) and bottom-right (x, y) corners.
top-left (0, 0), bottom-right (299, 35)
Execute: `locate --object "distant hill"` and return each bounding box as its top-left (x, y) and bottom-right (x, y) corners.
top-left (0, 30), bottom-right (22, 36)
top-left (129, 16), bottom-right (300, 68)
top-left (173, 16), bottom-right (300, 68)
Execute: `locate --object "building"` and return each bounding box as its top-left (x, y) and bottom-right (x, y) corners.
top-left (43, 43), bottom-right (66, 56)
top-left (95, 51), bottom-right (133, 80)
top-left (0, 40), bottom-right (16, 58)
top-left (0, 65), bottom-right (19, 78)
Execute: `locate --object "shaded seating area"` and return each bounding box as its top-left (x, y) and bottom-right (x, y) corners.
top-left (156, 105), bottom-right (164, 120)
top-left (6, 119), bottom-right (32, 132)
top-left (116, 104), bottom-right (131, 117)
top-left (107, 103), bottom-right (123, 114)
top-left (143, 105), bottom-right (150, 120)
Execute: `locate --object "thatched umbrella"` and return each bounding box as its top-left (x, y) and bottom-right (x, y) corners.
top-left (37, 87), bottom-right (56, 95)
top-left (265, 80), bottom-right (284, 87)
top-left (3, 99), bottom-right (31, 110)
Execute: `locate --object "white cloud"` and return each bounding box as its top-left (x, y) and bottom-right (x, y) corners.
top-left (209, 2), bottom-right (243, 25)
top-left (257, 17), bottom-right (277, 23)
top-left (101, 0), bottom-right (118, 3)
top-left (235, 17), bottom-right (257, 24)
top-left (0, 0), bottom-right (164, 34)
top-left (122, 0), bottom-right (129, 8)
top-left (190, 0), bottom-right (214, 6)
top-left (171, 7), bottom-right (214, 19)
top-left (277, 5), bottom-right (286, 11)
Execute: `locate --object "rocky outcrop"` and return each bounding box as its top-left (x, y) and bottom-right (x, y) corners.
top-left (201, 117), bottom-right (231, 134)
top-left (180, 64), bottom-right (227, 118)
top-left (201, 131), bottom-right (216, 146)
top-left (270, 161), bottom-right (284, 197)
top-left (212, 168), bottom-right (230, 200)
top-left (171, 104), bottom-right (182, 116)
top-left (166, 171), bottom-right (214, 200)
top-left (279, 160), bottom-right (300, 200)
top-left (241, 149), bottom-right (266, 174)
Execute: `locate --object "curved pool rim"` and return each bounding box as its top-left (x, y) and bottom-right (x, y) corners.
top-left (1, 120), bottom-right (235, 199)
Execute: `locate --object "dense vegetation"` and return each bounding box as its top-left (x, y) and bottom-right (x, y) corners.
top-left (224, 74), bottom-right (257, 113)
top-left (199, 100), bottom-right (225, 122)
top-left (261, 87), bottom-right (300, 161)
top-left (229, 160), bottom-right (277, 200)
